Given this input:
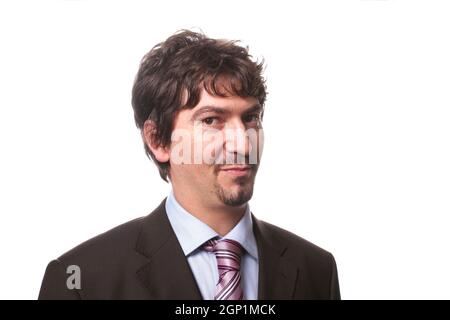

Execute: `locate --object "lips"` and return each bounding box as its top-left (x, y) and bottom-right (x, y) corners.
top-left (219, 165), bottom-right (252, 177)
top-left (220, 165), bottom-right (252, 171)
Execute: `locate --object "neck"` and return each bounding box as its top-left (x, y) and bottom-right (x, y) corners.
top-left (171, 187), bottom-right (247, 237)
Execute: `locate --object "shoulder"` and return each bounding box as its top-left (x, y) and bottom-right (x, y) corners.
top-left (39, 215), bottom-right (151, 299)
top-left (254, 218), bottom-right (341, 299)
top-left (255, 218), bottom-right (336, 266)
top-left (39, 199), bottom-right (170, 299)
top-left (57, 215), bottom-right (146, 265)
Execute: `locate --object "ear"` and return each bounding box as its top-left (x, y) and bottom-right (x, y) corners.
top-left (143, 120), bottom-right (170, 163)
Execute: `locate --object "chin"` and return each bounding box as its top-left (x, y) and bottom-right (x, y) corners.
top-left (217, 185), bottom-right (254, 207)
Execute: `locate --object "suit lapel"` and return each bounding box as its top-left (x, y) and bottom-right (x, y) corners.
top-left (135, 198), bottom-right (203, 299)
top-left (134, 198), bottom-right (298, 300)
top-left (252, 214), bottom-right (299, 300)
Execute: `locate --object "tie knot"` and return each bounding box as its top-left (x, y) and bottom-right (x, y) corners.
top-left (203, 238), bottom-right (244, 261)
top-left (202, 238), bottom-right (245, 300)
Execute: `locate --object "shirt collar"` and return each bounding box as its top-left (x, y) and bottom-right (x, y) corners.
top-left (165, 189), bottom-right (258, 259)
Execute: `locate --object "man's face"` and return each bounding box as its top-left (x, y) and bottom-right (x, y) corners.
top-left (168, 88), bottom-right (264, 208)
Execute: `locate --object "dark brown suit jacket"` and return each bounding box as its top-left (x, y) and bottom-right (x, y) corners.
top-left (38, 198), bottom-right (340, 299)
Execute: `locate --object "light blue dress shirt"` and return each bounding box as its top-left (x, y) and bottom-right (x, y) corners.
top-left (165, 190), bottom-right (259, 300)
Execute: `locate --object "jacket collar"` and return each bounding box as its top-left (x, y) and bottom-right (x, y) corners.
top-left (135, 198), bottom-right (298, 299)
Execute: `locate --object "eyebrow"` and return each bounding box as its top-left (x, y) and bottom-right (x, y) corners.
top-left (191, 104), bottom-right (263, 120)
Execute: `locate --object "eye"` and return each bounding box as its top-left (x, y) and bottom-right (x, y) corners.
top-left (243, 114), bottom-right (261, 123)
top-left (201, 117), bottom-right (219, 126)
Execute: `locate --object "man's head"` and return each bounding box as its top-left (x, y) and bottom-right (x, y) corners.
top-left (132, 30), bottom-right (266, 207)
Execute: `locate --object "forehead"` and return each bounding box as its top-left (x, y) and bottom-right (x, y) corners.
top-left (192, 88), bottom-right (259, 111)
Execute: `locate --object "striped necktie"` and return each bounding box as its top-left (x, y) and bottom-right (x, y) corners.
top-left (203, 238), bottom-right (244, 300)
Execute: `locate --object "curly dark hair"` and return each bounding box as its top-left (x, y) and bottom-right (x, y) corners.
top-left (131, 29), bottom-right (267, 182)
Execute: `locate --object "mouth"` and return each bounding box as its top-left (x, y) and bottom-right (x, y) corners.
top-left (219, 165), bottom-right (253, 177)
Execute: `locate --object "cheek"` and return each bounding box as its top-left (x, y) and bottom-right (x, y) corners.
top-left (248, 128), bottom-right (264, 163)
top-left (172, 163), bottom-right (215, 180)
top-left (194, 130), bottom-right (224, 165)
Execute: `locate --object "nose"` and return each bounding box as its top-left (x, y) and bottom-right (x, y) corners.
top-left (223, 120), bottom-right (251, 164)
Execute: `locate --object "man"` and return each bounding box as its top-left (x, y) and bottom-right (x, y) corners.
top-left (38, 30), bottom-right (340, 300)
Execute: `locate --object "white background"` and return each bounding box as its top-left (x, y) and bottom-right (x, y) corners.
top-left (0, 0), bottom-right (449, 299)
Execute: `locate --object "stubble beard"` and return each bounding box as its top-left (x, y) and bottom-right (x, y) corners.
top-left (214, 172), bottom-right (256, 207)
